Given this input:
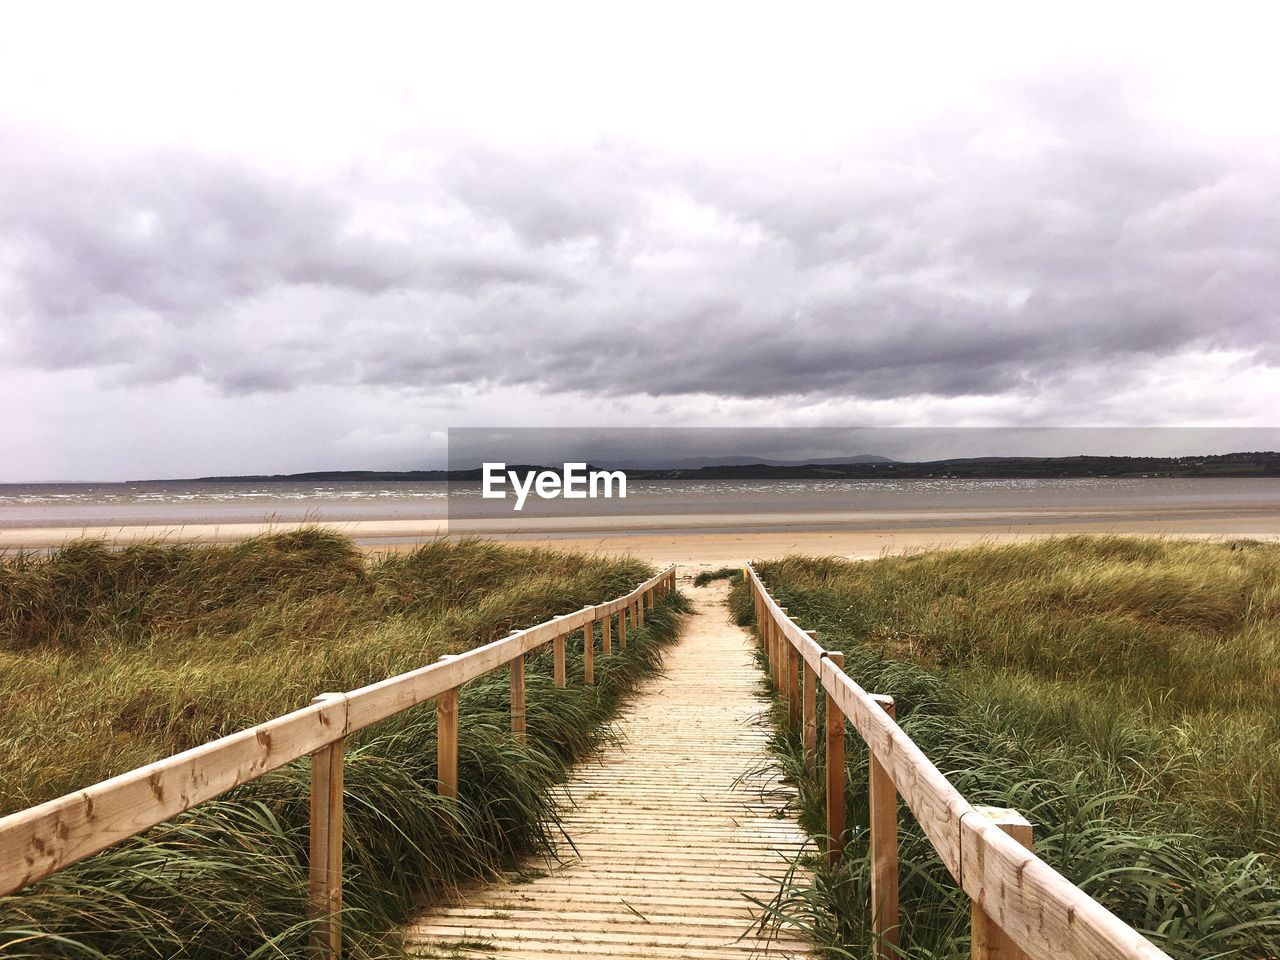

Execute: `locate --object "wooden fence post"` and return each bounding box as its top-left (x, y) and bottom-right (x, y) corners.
top-left (972, 807), bottom-right (1034, 960)
top-left (583, 617), bottom-right (595, 686)
top-left (437, 683), bottom-right (458, 800)
top-left (553, 632), bottom-right (566, 688)
top-left (602, 610), bottom-right (612, 655)
top-left (824, 651), bottom-right (846, 864)
top-left (759, 599), bottom-right (769, 654)
top-left (802, 631), bottom-right (819, 769)
top-left (760, 595), bottom-right (771, 665)
top-left (776, 607), bottom-right (789, 694)
top-left (510, 652), bottom-right (526, 744)
top-left (635, 597), bottom-right (644, 630)
top-left (767, 610), bottom-right (778, 682)
top-left (618, 606), bottom-right (628, 650)
top-left (309, 694), bottom-right (344, 960)
top-left (870, 694), bottom-right (900, 958)
top-left (769, 605), bottom-right (780, 691)
top-left (783, 647), bottom-right (793, 727)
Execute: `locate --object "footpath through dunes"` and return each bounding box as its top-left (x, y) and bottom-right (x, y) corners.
top-left (408, 579), bottom-right (813, 960)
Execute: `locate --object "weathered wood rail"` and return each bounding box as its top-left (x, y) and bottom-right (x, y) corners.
top-left (745, 563), bottom-right (1171, 960)
top-left (0, 564), bottom-right (677, 958)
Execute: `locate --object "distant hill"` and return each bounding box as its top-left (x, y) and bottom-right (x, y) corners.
top-left (623, 452), bottom-right (1280, 480)
top-left (192, 470), bottom-right (454, 482)
top-left (624, 453), bottom-right (1280, 478)
top-left (608, 454), bottom-right (894, 469)
top-left (183, 451), bottom-right (1280, 484)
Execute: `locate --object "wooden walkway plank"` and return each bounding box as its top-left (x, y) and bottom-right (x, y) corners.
top-left (408, 579), bottom-right (812, 959)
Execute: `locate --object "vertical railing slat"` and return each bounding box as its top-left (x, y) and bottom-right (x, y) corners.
top-left (802, 630), bottom-right (819, 768)
top-left (870, 694), bottom-right (900, 957)
top-left (824, 650), bottom-right (846, 864)
top-left (972, 807), bottom-right (1034, 960)
top-left (786, 644), bottom-right (800, 729)
top-left (309, 693), bottom-right (344, 960)
top-left (775, 615), bottom-right (783, 688)
top-left (437, 687), bottom-right (458, 799)
top-left (553, 633), bottom-right (566, 688)
top-left (510, 652), bottom-right (526, 744)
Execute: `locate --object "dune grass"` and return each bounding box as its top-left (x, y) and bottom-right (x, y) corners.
top-left (732, 536), bottom-right (1280, 959)
top-left (692, 567), bottom-right (742, 587)
top-left (0, 531), bottom-right (687, 958)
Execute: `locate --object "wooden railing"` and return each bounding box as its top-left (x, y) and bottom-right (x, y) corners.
top-left (0, 565), bottom-right (678, 958)
top-left (744, 564), bottom-right (1171, 960)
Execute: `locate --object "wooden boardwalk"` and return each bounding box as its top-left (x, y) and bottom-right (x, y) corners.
top-left (408, 579), bottom-right (813, 959)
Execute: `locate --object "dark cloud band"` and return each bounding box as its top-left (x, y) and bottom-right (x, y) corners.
top-left (1, 84), bottom-right (1277, 412)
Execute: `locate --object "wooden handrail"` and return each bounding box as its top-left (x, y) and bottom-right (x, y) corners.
top-left (0, 564), bottom-right (678, 912)
top-left (744, 564), bottom-right (1170, 960)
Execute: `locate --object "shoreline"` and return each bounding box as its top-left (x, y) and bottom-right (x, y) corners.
top-left (4, 507), bottom-right (1279, 570)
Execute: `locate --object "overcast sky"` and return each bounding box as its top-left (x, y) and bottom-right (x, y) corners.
top-left (2, 2), bottom-right (1278, 480)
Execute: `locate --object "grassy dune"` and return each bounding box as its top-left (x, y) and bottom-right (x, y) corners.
top-left (731, 537), bottom-right (1280, 959)
top-left (0, 531), bottom-right (686, 958)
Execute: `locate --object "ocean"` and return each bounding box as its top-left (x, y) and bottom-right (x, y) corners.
top-left (2, 477), bottom-right (1278, 530)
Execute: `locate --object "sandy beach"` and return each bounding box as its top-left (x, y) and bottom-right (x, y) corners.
top-left (5, 503), bottom-right (1279, 572)
top-left (515, 519), bottom-right (1280, 571)
top-left (5, 476), bottom-right (1278, 571)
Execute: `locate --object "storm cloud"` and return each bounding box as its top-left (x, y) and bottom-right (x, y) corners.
top-left (1, 3), bottom-right (1277, 479)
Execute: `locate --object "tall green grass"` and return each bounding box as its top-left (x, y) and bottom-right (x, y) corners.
top-left (0, 531), bottom-right (687, 958)
top-left (733, 537), bottom-right (1280, 959)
